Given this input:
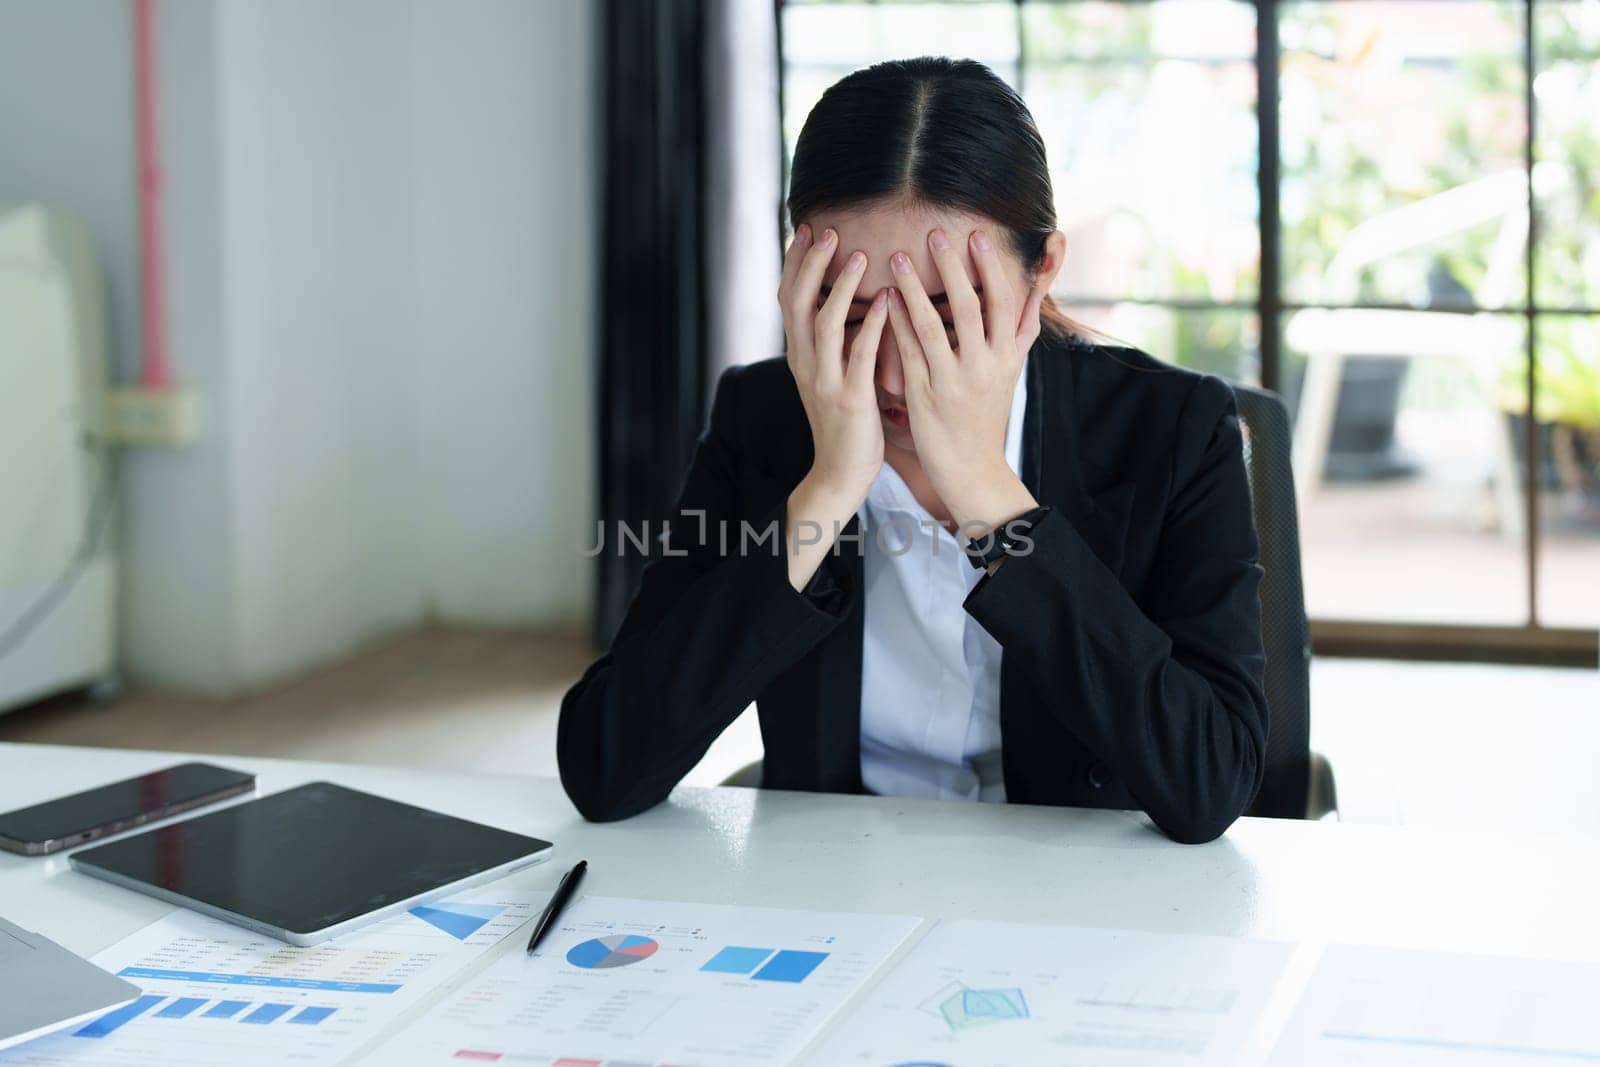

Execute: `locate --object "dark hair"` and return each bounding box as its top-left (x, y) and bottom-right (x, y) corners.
top-left (787, 56), bottom-right (1090, 345)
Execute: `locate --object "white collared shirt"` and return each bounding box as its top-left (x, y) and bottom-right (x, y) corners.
top-left (857, 365), bottom-right (1028, 803)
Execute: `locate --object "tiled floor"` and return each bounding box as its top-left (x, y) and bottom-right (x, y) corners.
top-left (2, 626), bottom-right (1595, 834)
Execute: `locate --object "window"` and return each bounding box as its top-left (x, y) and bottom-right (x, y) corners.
top-left (778, 0), bottom-right (1600, 657)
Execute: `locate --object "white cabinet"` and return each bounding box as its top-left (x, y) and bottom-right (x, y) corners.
top-left (0, 205), bottom-right (116, 711)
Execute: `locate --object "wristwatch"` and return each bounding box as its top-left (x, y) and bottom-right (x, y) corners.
top-left (965, 504), bottom-right (1053, 569)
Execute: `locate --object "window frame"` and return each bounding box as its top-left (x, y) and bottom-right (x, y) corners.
top-left (773, 0), bottom-right (1599, 665)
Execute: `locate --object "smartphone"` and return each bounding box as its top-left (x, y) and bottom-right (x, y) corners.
top-left (0, 762), bottom-right (256, 855)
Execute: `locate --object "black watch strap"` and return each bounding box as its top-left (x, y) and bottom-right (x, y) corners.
top-left (965, 504), bottom-right (1052, 569)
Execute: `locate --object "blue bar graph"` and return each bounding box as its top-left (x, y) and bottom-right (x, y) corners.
top-left (154, 997), bottom-right (208, 1019)
top-left (241, 1003), bottom-right (294, 1024)
top-left (203, 1000), bottom-right (250, 1019)
top-left (74, 995), bottom-right (165, 1039)
top-left (701, 946), bottom-right (776, 975)
top-left (751, 950), bottom-right (829, 984)
top-left (117, 966), bottom-right (399, 994)
top-left (288, 1007), bottom-right (336, 1026)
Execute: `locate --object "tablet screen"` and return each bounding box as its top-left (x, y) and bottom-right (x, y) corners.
top-left (69, 782), bottom-right (552, 937)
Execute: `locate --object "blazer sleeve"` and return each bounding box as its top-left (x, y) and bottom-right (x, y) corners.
top-left (963, 374), bottom-right (1268, 844)
top-left (557, 364), bottom-right (855, 822)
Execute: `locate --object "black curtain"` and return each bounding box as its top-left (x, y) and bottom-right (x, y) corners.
top-left (593, 0), bottom-right (784, 644)
top-left (594, 0), bottom-right (715, 645)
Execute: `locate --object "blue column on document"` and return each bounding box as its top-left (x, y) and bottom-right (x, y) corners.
top-left (240, 1003), bottom-right (295, 1024)
top-left (751, 950), bottom-right (830, 983)
top-left (74, 995), bottom-right (166, 1038)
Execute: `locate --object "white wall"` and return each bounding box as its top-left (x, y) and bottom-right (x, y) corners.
top-left (0, 0), bottom-right (595, 695)
top-left (217, 0), bottom-right (430, 685)
top-left (413, 0), bottom-right (595, 627)
top-left (0, 1), bottom-right (139, 384)
top-left (121, 0), bottom-right (238, 692)
top-left (0, 0), bottom-right (241, 692)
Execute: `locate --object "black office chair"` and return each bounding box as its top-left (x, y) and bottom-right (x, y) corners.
top-left (725, 384), bottom-right (1338, 821)
top-left (1232, 383), bottom-right (1338, 820)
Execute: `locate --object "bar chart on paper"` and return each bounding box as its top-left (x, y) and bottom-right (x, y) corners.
top-left (804, 920), bottom-right (1296, 1066)
top-left (368, 896), bottom-right (921, 1067)
top-left (0, 888), bottom-right (543, 1067)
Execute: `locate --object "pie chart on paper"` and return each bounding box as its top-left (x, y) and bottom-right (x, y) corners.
top-left (565, 934), bottom-right (660, 969)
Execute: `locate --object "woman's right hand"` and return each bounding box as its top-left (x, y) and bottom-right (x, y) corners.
top-left (779, 224), bottom-right (890, 508)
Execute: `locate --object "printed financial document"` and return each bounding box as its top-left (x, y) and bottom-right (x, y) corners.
top-left (806, 919), bottom-right (1296, 1066)
top-left (1266, 943), bottom-right (1600, 1066)
top-left (0, 886), bottom-right (544, 1067)
top-left (368, 895), bottom-right (921, 1066)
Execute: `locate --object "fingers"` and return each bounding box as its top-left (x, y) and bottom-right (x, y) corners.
top-left (886, 288), bottom-right (931, 397)
top-left (927, 228), bottom-right (984, 357)
top-left (968, 229), bottom-right (1019, 350)
top-left (814, 248), bottom-right (868, 386)
top-left (780, 225), bottom-right (838, 361)
top-left (846, 288), bottom-right (889, 394)
top-left (778, 223), bottom-right (811, 306)
top-left (889, 251), bottom-right (956, 383)
top-left (1014, 282), bottom-right (1045, 350)
top-left (779, 225), bottom-right (812, 376)
top-left (791, 227), bottom-right (838, 327)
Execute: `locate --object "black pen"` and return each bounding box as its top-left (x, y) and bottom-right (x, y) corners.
top-left (526, 859), bottom-right (587, 954)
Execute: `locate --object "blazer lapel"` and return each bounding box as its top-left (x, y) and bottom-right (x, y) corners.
top-left (1029, 339), bottom-right (1133, 577)
top-left (1002, 335), bottom-right (1132, 804)
top-left (762, 339), bottom-right (1135, 799)
top-left (1082, 482), bottom-right (1135, 577)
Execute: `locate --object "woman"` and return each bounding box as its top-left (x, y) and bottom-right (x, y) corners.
top-left (558, 56), bottom-right (1267, 843)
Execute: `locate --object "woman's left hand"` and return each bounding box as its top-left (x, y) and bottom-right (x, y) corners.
top-left (885, 227), bottom-right (1043, 537)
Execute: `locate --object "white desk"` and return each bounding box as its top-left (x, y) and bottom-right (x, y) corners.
top-left (5, 740), bottom-right (1600, 978)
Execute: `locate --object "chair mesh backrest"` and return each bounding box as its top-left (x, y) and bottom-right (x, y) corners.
top-left (1231, 384), bottom-right (1313, 818)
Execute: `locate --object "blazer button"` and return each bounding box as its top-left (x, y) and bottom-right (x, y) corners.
top-left (1085, 760), bottom-right (1111, 789)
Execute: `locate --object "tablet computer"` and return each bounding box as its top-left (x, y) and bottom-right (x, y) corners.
top-left (68, 782), bottom-right (553, 946)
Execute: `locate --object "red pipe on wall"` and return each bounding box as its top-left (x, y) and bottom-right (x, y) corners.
top-left (134, 0), bottom-right (172, 389)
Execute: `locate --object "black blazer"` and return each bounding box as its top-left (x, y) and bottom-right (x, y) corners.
top-left (558, 331), bottom-right (1269, 843)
